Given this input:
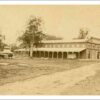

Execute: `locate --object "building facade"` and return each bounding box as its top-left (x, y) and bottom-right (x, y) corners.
top-left (15, 37), bottom-right (100, 60)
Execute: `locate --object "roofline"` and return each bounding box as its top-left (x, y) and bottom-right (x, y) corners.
top-left (43, 41), bottom-right (87, 44)
top-left (91, 36), bottom-right (100, 40)
top-left (42, 39), bottom-right (89, 44)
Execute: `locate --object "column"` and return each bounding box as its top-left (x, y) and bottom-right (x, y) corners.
top-left (86, 49), bottom-right (88, 59)
top-left (67, 52), bottom-right (68, 59)
top-left (56, 52), bottom-right (58, 59)
top-left (78, 52), bottom-right (80, 59)
top-left (61, 52), bottom-right (63, 59)
top-left (51, 52), bottom-right (53, 58)
top-left (42, 51), bottom-right (44, 58)
top-left (39, 51), bottom-right (41, 58)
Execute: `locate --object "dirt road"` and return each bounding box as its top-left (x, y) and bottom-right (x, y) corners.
top-left (0, 63), bottom-right (99, 95)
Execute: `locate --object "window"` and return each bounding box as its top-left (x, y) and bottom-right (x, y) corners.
top-left (97, 45), bottom-right (99, 49)
top-left (92, 44), bottom-right (95, 49)
top-left (87, 43), bottom-right (90, 48)
top-left (65, 44), bottom-right (68, 48)
top-left (62, 44), bottom-right (64, 48)
top-left (55, 44), bottom-right (58, 48)
top-left (64, 44), bottom-right (66, 48)
top-left (77, 44), bottom-right (80, 47)
top-left (74, 44), bottom-right (77, 48)
top-left (69, 44), bottom-right (72, 48)
top-left (46, 44), bottom-right (50, 48)
top-left (56, 44), bottom-right (59, 48)
top-left (48, 44), bottom-right (50, 48)
top-left (67, 44), bottom-right (71, 48)
top-left (81, 44), bottom-right (85, 48)
top-left (96, 45), bottom-right (99, 49)
top-left (45, 44), bottom-right (47, 48)
top-left (71, 44), bottom-right (74, 47)
top-left (60, 44), bottom-right (62, 48)
top-left (58, 44), bottom-right (60, 48)
top-left (89, 44), bottom-right (91, 48)
top-left (50, 44), bottom-right (53, 48)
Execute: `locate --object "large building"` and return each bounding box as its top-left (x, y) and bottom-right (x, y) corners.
top-left (15, 36), bottom-right (100, 60)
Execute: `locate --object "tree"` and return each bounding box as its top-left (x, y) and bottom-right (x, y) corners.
top-left (78, 28), bottom-right (89, 39)
top-left (0, 34), bottom-right (5, 51)
top-left (10, 43), bottom-right (18, 52)
top-left (18, 16), bottom-right (44, 57)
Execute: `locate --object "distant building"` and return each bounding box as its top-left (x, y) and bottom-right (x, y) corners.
top-left (15, 36), bottom-right (100, 59)
top-left (3, 46), bottom-right (11, 53)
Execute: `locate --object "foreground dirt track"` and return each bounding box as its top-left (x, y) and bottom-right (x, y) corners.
top-left (0, 57), bottom-right (100, 95)
top-left (0, 57), bottom-right (94, 86)
top-left (0, 63), bottom-right (98, 95)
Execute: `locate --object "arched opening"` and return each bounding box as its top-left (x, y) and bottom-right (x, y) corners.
top-left (45, 51), bottom-right (48, 58)
top-left (53, 52), bottom-right (57, 58)
top-left (49, 52), bottom-right (52, 58)
top-left (58, 52), bottom-right (62, 58)
top-left (41, 51), bottom-right (44, 57)
top-left (33, 51), bottom-right (36, 57)
top-left (36, 51), bottom-right (39, 57)
top-left (63, 52), bottom-right (67, 59)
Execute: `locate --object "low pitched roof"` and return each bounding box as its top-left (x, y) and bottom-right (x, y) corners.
top-left (15, 48), bottom-right (86, 52)
top-left (42, 38), bottom-right (89, 43)
top-left (33, 48), bottom-right (86, 52)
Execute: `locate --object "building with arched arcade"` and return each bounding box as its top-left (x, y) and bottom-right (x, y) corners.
top-left (15, 36), bottom-right (100, 60)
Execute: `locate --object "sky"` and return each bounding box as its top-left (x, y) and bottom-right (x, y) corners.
top-left (0, 5), bottom-right (100, 44)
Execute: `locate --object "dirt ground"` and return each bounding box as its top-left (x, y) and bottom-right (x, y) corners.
top-left (61, 68), bottom-right (100, 95)
top-left (0, 56), bottom-right (100, 95)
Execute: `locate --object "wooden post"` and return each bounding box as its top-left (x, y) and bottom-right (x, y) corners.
top-left (30, 43), bottom-right (33, 57)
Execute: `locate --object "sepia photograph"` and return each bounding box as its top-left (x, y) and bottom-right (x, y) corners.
top-left (0, 2), bottom-right (100, 97)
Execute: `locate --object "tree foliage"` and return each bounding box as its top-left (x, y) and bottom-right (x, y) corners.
top-left (78, 28), bottom-right (89, 39)
top-left (18, 16), bottom-right (45, 57)
top-left (0, 34), bottom-right (5, 51)
top-left (10, 44), bottom-right (18, 52)
top-left (18, 16), bottom-right (44, 48)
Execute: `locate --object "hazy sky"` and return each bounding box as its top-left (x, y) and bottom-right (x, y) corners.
top-left (0, 5), bottom-right (100, 44)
